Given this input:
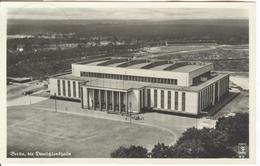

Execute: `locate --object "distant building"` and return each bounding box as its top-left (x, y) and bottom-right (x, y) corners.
top-left (165, 40), bottom-right (216, 46)
top-left (58, 43), bottom-right (78, 50)
top-left (99, 41), bottom-right (110, 46)
top-left (49, 57), bottom-right (229, 116)
top-left (7, 77), bottom-right (32, 83)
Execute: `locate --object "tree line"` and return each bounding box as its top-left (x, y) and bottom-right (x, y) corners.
top-left (111, 113), bottom-right (249, 158)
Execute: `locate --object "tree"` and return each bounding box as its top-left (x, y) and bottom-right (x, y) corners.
top-left (151, 143), bottom-right (173, 158)
top-left (110, 145), bottom-right (148, 158)
top-left (215, 113), bottom-right (249, 146)
top-left (172, 127), bottom-right (236, 158)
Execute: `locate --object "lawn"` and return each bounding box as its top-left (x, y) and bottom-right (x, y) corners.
top-left (7, 106), bottom-right (174, 158)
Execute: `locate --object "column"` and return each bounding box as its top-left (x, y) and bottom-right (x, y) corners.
top-left (86, 88), bottom-right (89, 109)
top-left (80, 87), bottom-right (83, 109)
top-left (105, 90), bottom-right (108, 111)
top-left (93, 89), bottom-right (96, 110)
top-left (126, 92), bottom-right (128, 113)
top-left (99, 89), bottom-right (102, 111)
top-left (112, 91), bottom-right (115, 111)
top-left (119, 92), bottom-right (121, 112)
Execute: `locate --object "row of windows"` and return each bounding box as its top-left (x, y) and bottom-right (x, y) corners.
top-left (182, 92), bottom-right (185, 111)
top-left (154, 90), bottom-right (157, 107)
top-left (219, 76), bottom-right (229, 97)
top-left (57, 80), bottom-right (61, 95)
top-left (168, 91), bottom-right (171, 109)
top-left (73, 81), bottom-right (76, 97)
top-left (57, 79), bottom-right (79, 98)
top-left (199, 83), bottom-right (216, 111)
top-left (149, 89), bottom-right (185, 111)
top-left (68, 81), bottom-right (71, 97)
top-left (80, 71), bottom-right (178, 85)
top-left (175, 91), bottom-right (178, 110)
top-left (62, 80), bottom-right (66, 96)
top-left (198, 76), bottom-right (229, 111)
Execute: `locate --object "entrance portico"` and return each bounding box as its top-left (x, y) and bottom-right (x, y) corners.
top-left (82, 87), bottom-right (129, 114)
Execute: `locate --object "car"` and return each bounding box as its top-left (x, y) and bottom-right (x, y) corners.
top-left (22, 90), bottom-right (34, 95)
top-left (224, 112), bottom-right (236, 118)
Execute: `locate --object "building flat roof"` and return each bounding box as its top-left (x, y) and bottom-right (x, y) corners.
top-left (173, 65), bottom-right (206, 73)
top-left (150, 64), bottom-right (174, 71)
top-left (74, 58), bottom-right (211, 73)
top-left (190, 73), bottom-right (228, 90)
top-left (126, 62), bottom-right (148, 69)
top-left (86, 60), bottom-right (109, 66)
top-left (52, 74), bottom-right (93, 82)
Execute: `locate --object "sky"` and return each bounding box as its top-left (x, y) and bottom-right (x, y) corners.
top-left (8, 7), bottom-right (248, 20)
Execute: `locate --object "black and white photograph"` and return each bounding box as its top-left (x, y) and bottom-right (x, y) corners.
top-left (0, 1), bottom-right (256, 163)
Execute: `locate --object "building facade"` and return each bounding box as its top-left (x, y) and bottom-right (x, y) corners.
top-left (49, 58), bottom-right (229, 116)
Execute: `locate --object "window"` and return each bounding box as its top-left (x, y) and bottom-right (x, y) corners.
top-left (142, 89), bottom-right (145, 107)
top-left (62, 80), bottom-right (66, 96)
top-left (147, 89), bottom-right (151, 107)
top-left (134, 76), bottom-right (137, 81)
top-left (182, 92), bottom-right (186, 111)
top-left (78, 82), bottom-right (81, 98)
top-left (73, 81), bottom-right (76, 97)
top-left (170, 79), bottom-right (173, 84)
top-left (161, 90), bottom-right (164, 109)
top-left (79, 72), bottom-right (178, 85)
top-left (140, 90), bottom-right (142, 109)
top-left (163, 79), bottom-right (167, 84)
top-left (175, 91), bottom-right (178, 110)
top-left (168, 91), bottom-right (171, 109)
top-left (67, 81), bottom-right (71, 97)
top-left (57, 80), bottom-right (61, 96)
top-left (154, 89), bottom-right (157, 108)
top-left (160, 79), bottom-right (163, 84)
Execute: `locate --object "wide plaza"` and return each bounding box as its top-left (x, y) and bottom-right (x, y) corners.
top-left (7, 98), bottom-right (201, 158)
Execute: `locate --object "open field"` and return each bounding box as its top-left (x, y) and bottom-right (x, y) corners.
top-left (7, 106), bottom-right (174, 158)
top-left (155, 45), bottom-right (249, 72)
top-left (146, 45), bottom-right (216, 58)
